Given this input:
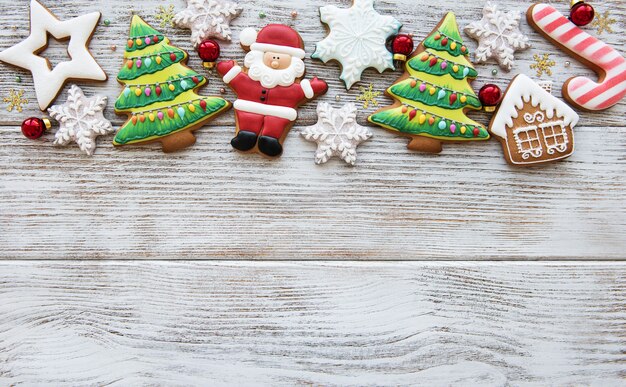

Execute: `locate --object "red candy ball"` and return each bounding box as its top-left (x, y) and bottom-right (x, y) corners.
top-left (198, 39), bottom-right (221, 63)
top-left (478, 84), bottom-right (503, 107)
top-left (391, 34), bottom-right (414, 61)
top-left (570, 1), bottom-right (594, 27)
top-left (21, 117), bottom-right (47, 140)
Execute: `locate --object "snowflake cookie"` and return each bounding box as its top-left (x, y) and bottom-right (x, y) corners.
top-left (48, 85), bottom-right (114, 156)
top-left (301, 102), bottom-right (372, 165)
top-left (0, 0), bottom-right (106, 111)
top-left (174, 0), bottom-right (242, 47)
top-left (464, 2), bottom-right (530, 71)
top-left (312, 0), bottom-right (402, 90)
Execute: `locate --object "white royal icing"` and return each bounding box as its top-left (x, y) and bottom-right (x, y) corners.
top-left (312, 0), bottom-right (402, 90)
top-left (0, 0), bottom-right (106, 111)
top-left (491, 74), bottom-right (579, 139)
top-left (301, 102), bottom-right (372, 165)
top-left (174, 0), bottom-right (242, 47)
top-left (464, 2), bottom-right (530, 71)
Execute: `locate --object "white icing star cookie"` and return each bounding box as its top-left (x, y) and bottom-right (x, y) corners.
top-left (301, 102), bottom-right (372, 165)
top-left (312, 0), bottom-right (402, 90)
top-left (464, 2), bottom-right (530, 71)
top-left (48, 85), bottom-right (113, 156)
top-left (0, 0), bottom-right (106, 111)
top-left (174, 0), bottom-right (242, 47)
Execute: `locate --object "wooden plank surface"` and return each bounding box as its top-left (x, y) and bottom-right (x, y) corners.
top-left (0, 262), bottom-right (624, 386)
top-left (1, 0), bottom-right (625, 259)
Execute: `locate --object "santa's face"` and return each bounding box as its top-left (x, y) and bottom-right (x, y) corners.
top-left (263, 52), bottom-right (292, 70)
top-left (245, 49), bottom-right (305, 89)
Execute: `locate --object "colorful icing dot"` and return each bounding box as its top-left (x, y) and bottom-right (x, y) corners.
top-left (401, 106), bottom-right (408, 114)
top-left (135, 88), bottom-right (142, 97)
top-left (180, 80), bottom-right (189, 90)
top-left (438, 120), bottom-right (447, 130)
top-left (188, 104), bottom-right (196, 113)
top-left (461, 46), bottom-right (467, 54)
top-left (167, 108), bottom-right (175, 118)
top-left (437, 89), bottom-right (446, 100)
top-left (410, 80), bottom-right (417, 88)
top-left (177, 107), bottom-right (186, 118)
top-left (429, 87), bottom-right (437, 96)
top-left (428, 117), bottom-right (435, 125)
top-left (452, 65), bottom-right (459, 73)
top-left (419, 114), bottom-right (426, 125)
top-left (473, 128), bottom-right (480, 137)
top-left (123, 87), bottom-right (131, 97)
top-left (461, 126), bottom-right (467, 135)
top-left (157, 111), bottom-right (164, 120)
top-left (200, 100), bottom-right (207, 110)
top-left (192, 76), bottom-right (199, 84)
top-left (170, 53), bottom-right (177, 61)
top-left (139, 114), bottom-right (146, 123)
top-left (463, 68), bottom-right (470, 77)
top-left (441, 37), bottom-right (448, 46)
top-left (135, 38), bottom-right (142, 46)
top-left (153, 35), bottom-right (160, 43)
top-left (460, 95), bottom-right (467, 103)
top-left (421, 53), bottom-right (429, 62)
top-left (145, 58), bottom-right (152, 67)
top-left (450, 42), bottom-right (457, 50)
top-left (434, 33), bottom-right (441, 40)
top-left (145, 88), bottom-right (151, 97)
top-left (131, 116), bottom-right (138, 125)
top-left (155, 85), bottom-right (162, 96)
top-left (449, 93), bottom-right (458, 104)
top-left (156, 56), bottom-right (162, 65)
top-left (419, 83), bottom-right (427, 92)
top-left (145, 37), bottom-right (151, 45)
top-left (429, 57), bottom-right (438, 67)
top-left (168, 84), bottom-right (175, 92)
top-left (408, 110), bottom-right (417, 121)
top-left (127, 39), bottom-right (134, 48)
top-left (126, 60), bottom-right (133, 69)
top-left (148, 113), bottom-right (155, 122)
top-left (450, 124), bottom-right (456, 133)
top-left (136, 59), bottom-right (142, 68)
top-left (440, 61), bottom-right (448, 70)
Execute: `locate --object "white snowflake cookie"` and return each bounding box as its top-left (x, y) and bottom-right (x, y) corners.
top-left (48, 85), bottom-right (114, 156)
top-left (0, 0), bottom-right (106, 110)
top-left (301, 102), bottom-right (372, 165)
top-left (312, 0), bottom-right (402, 90)
top-left (174, 0), bottom-right (242, 47)
top-left (464, 2), bottom-right (530, 71)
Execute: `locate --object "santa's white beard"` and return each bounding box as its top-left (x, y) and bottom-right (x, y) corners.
top-left (244, 50), bottom-right (305, 89)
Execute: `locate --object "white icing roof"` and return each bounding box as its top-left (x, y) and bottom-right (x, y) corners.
top-left (490, 74), bottom-right (580, 139)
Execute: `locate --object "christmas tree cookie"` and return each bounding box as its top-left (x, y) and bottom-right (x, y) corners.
top-left (368, 13), bottom-right (489, 153)
top-left (113, 15), bottom-right (231, 153)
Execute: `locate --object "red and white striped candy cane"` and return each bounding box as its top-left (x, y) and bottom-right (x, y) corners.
top-left (527, 4), bottom-right (626, 111)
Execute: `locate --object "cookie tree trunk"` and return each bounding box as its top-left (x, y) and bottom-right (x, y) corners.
top-left (368, 12), bottom-right (489, 153)
top-left (113, 15), bottom-right (230, 152)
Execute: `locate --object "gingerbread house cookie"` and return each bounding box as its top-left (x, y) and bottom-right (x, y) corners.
top-left (489, 74), bottom-right (579, 166)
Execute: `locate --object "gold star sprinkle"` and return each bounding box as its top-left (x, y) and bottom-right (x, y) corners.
top-left (155, 5), bottom-right (176, 28)
top-left (4, 89), bottom-right (28, 112)
top-left (356, 84), bottom-right (380, 109)
top-left (530, 53), bottom-right (556, 78)
top-left (591, 10), bottom-right (616, 35)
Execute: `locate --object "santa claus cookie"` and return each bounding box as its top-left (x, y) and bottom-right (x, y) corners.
top-left (217, 24), bottom-right (328, 157)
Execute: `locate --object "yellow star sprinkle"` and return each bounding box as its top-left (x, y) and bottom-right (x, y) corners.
top-left (155, 5), bottom-right (176, 28)
top-left (356, 84), bottom-right (381, 109)
top-left (4, 89), bottom-right (28, 112)
top-left (591, 10), bottom-right (616, 35)
top-left (530, 53), bottom-right (556, 78)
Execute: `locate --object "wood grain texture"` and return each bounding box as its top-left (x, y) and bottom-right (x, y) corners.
top-left (0, 0), bottom-right (625, 259)
top-left (0, 261), bottom-right (624, 386)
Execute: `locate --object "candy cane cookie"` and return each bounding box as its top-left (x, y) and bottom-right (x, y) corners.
top-left (527, 3), bottom-right (626, 111)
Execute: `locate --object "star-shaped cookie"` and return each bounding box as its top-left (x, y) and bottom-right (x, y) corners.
top-left (301, 102), bottom-right (372, 166)
top-left (0, 0), bottom-right (106, 111)
top-left (312, 0), bottom-right (402, 90)
top-left (48, 85), bottom-right (113, 156)
top-left (174, 0), bottom-right (242, 47)
top-left (464, 2), bottom-right (530, 71)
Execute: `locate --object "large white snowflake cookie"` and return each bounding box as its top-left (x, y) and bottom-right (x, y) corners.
top-left (312, 0), bottom-right (402, 90)
top-left (48, 85), bottom-right (113, 156)
top-left (174, 0), bottom-right (242, 47)
top-left (0, 0), bottom-right (106, 111)
top-left (301, 102), bottom-right (372, 165)
top-left (464, 2), bottom-right (530, 71)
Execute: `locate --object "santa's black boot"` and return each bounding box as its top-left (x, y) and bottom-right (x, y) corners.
top-left (231, 131), bottom-right (258, 151)
top-left (257, 136), bottom-right (283, 157)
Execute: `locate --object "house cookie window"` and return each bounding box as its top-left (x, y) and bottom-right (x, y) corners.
top-left (512, 111), bottom-right (569, 160)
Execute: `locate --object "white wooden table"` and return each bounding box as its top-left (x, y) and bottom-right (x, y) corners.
top-left (1, 0), bottom-right (624, 384)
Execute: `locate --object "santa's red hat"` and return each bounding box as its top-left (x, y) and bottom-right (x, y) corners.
top-left (239, 24), bottom-right (305, 59)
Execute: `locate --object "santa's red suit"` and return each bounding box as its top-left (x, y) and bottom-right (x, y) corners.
top-left (217, 61), bottom-right (327, 139)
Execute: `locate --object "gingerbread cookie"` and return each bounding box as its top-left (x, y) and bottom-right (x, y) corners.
top-left (217, 24), bottom-right (328, 158)
top-left (301, 102), bottom-right (372, 166)
top-left (464, 2), bottom-right (530, 71)
top-left (368, 12), bottom-right (489, 154)
top-left (0, 0), bottom-right (106, 111)
top-left (312, 0), bottom-right (402, 90)
top-left (527, 3), bottom-right (626, 111)
top-left (490, 74), bottom-right (579, 166)
top-left (113, 15), bottom-right (231, 153)
top-left (174, 0), bottom-right (242, 47)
